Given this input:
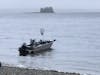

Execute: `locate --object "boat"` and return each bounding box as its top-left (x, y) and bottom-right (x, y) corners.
top-left (18, 28), bottom-right (56, 56)
top-left (18, 39), bottom-right (56, 56)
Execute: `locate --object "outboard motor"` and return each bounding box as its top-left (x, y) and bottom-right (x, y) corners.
top-left (19, 47), bottom-right (29, 56)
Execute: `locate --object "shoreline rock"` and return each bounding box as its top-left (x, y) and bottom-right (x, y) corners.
top-left (0, 66), bottom-right (80, 75)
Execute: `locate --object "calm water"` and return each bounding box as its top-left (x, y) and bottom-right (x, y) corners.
top-left (0, 10), bottom-right (100, 75)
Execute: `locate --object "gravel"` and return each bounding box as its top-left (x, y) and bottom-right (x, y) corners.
top-left (0, 66), bottom-right (80, 75)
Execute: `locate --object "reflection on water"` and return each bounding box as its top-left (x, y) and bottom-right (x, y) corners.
top-left (18, 49), bottom-right (54, 69)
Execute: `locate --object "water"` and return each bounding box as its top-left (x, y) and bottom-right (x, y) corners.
top-left (0, 10), bottom-right (100, 75)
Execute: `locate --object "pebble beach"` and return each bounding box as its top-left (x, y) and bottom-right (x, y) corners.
top-left (0, 66), bottom-right (80, 75)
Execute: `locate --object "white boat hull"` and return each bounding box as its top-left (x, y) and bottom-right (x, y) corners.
top-left (19, 41), bottom-right (55, 56)
top-left (27, 42), bottom-right (53, 53)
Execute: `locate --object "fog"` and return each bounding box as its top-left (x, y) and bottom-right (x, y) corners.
top-left (0, 0), bottom-right (100, 10)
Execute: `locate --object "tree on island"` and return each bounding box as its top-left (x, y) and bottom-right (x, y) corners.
top-left (40, 7), bottom-right (54, 13)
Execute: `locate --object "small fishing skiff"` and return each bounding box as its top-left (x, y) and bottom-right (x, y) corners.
top-left (18, 39), bottom-right (56, 56)
top-left (18, 28), bottom-right (56, 56)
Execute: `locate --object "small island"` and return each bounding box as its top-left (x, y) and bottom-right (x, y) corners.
top-left (40, 7), bottom-right (54, 13)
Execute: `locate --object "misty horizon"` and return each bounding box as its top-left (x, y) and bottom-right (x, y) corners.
top-left (0, 0), bottom-right (100, 10)
top-left (1, 8), bottom-right (100, 13)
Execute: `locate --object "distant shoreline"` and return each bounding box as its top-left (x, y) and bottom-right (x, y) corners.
top-left (0, 66), bottom-right (80, 75)
top-left (32, 12), bottom-right (55, 13)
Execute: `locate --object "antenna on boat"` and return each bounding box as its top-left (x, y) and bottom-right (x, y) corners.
top-left (40, 28), bottom-right (45, 36)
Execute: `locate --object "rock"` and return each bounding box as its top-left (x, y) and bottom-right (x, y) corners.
top-left (40, 7), bottom-right (54, 13)
top-left (0, 62), bottom-right (1, 67)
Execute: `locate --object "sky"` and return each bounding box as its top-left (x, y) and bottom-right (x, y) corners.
top-left (0, 0), bottom-right (100, 10)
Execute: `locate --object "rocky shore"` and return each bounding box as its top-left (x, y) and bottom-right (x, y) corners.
top-left (0, 66), bottom-right (80, 75)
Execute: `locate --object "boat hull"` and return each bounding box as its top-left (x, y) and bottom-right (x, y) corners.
top-left (19, 41), bottom-right (53, 56)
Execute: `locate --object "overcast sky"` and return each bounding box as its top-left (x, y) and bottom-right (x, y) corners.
top-left (0, 0), bottom-right (100, 9)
